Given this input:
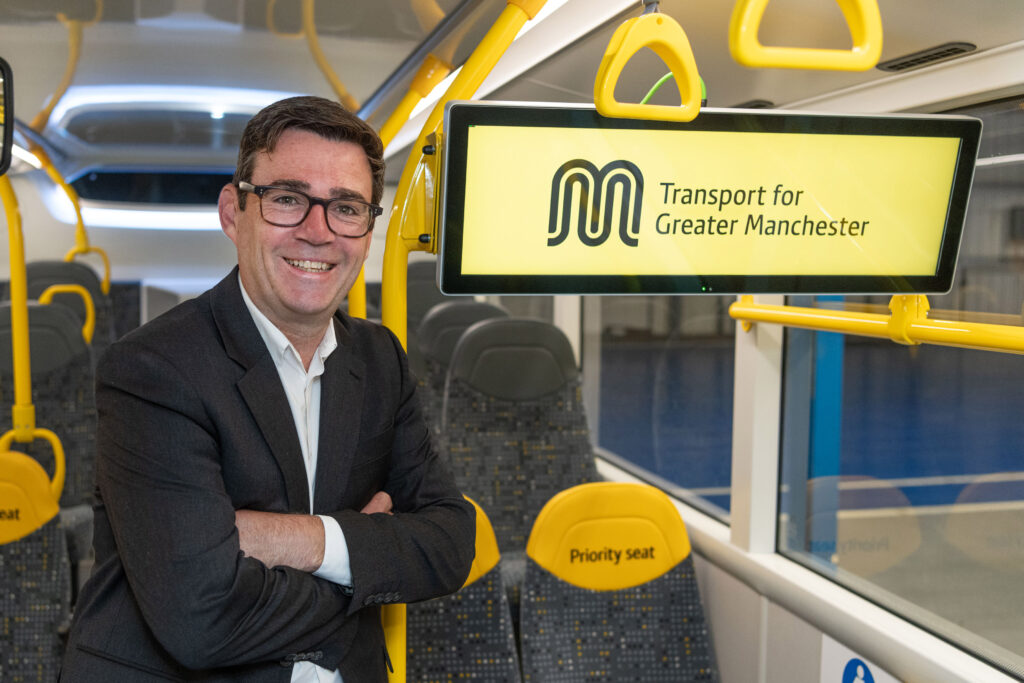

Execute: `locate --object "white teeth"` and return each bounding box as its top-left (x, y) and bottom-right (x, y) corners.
top-left (285, 258), bottom-right (333, 272)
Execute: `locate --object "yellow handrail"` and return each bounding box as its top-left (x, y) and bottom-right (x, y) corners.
top-left (381, 0), bottom-right (547, 347)
top-left (378, 54), bottom-right (453, 148)
top-left (38, 284), bottom-right (95, 344)
top-left (594, 10), bottom-right (703, 122)
top-left (302, 0), bottom-right (360, 112)
top-left (729, 0), bottom-right (883, 71)
top-left (2, 176), bottom-right (34, 438)
top-left (730, 294), bottom-right (1024, 355)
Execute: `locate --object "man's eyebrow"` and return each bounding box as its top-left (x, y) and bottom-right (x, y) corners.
top-left (268, 179), bottom-right (368, 202)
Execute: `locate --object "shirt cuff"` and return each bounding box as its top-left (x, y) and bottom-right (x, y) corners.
top-left (313, 514), bottom-right (352, 586)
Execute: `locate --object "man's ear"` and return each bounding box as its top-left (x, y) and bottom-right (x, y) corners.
top-left (219, 183), bottom-right (240, 245)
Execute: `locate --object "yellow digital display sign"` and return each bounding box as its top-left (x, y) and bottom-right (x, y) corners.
top-left (439, 104), bottom-right (981, 295)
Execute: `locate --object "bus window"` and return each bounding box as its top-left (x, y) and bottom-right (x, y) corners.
top-left (777, 94), bottom-right (1024, 677)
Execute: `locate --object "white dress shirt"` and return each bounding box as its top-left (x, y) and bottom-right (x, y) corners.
top-left (240, 281), bottom-right (348, 683)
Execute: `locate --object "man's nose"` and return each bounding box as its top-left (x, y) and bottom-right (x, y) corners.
top-left (294, 203), bottom-right (335, 242)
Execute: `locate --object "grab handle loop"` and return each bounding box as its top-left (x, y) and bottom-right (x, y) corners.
top-left (595, 11), bottom-right (702, 123)
top-left (38, 284), bottom-right (95, 344)
top-left (0, 428), bottom-right (66, 503)
top-left (729, 0), bottom-right (882, 71)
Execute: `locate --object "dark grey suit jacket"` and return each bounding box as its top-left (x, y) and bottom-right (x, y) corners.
top-left (61, 270), bottom-right (475, 681)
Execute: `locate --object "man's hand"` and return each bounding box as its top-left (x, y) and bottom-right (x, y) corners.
top-left (360, 491), bottom-right (393, 515)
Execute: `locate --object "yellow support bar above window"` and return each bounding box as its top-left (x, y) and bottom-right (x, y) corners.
top-left (729, 0), bottom-right (883, 71)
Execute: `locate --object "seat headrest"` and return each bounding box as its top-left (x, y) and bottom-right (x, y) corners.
top-left (0, 302), bottom-right (89, 373)
top-left (448, 318), bottom-right (578, 400)
top-left (26, 260), bottom-right (105, 323)
top-left (416, 301), bottom-right (509, 365)
top-left (526, 482), bottom-right (691, 590)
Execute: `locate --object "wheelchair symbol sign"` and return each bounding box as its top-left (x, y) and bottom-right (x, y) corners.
top-left (843, 658), bottom-right (875, 683)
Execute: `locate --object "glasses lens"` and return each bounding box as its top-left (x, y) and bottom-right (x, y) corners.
top-left (326, 199), bottom-right (371, 236)
top-left (260, 188), bottom-right (309, 227)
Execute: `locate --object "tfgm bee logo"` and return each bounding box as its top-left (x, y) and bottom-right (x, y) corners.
top-left (548, 159), bottom-right (644, 247)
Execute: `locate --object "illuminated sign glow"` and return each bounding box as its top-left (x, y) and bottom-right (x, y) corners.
top-left (439, 105), bottom-right (981, 295)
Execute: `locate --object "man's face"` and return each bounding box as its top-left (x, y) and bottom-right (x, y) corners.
top-left (220, 128), bottom-right (374, 335)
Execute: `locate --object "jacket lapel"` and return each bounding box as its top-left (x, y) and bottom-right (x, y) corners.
top-left (313, 313), bottom-right (365, 512)
top-left (211, 270), bottom-right (310, 513)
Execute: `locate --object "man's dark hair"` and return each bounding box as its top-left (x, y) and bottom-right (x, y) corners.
top-left (233, 95), bottom-right (385, 208)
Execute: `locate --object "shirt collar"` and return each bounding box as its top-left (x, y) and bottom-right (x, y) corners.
top-left (238, 275), bottom-right (338, 371)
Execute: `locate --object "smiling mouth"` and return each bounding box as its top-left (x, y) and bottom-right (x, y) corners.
top-left (285, 258), bottom-right (335, 273)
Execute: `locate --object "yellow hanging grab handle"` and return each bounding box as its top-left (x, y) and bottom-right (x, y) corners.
top-left (729, 0), bottom-right (882, 71)
top-left (38, 284), bottom-right (95, 344)
top-left (302, 0), bottom-right (360, 112)
top-left (64, 244), bottom-right (112, 295)
top-left (0, 429), bottom-right (66, 506)
top-left (594, 11), bottom-right (703, 123)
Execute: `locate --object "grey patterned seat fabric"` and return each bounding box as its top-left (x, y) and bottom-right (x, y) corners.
top-left (0, 516), bottom-right (72, 682)
top-left (415, 300), bottom-right (509, 435)
top-left (441, 318), bottom-right (599, 555)
top-left (520, 558), bottom-right (716, 682)
top-left (0, 302), bottom-right (97, 508)
top-left (407, 498), bottom-right (522, 682)
top-left (26, 260), bottom-right (117, 356)
top-left (407, 563), bottom-right (521, 682)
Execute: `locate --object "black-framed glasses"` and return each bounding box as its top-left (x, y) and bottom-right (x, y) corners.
top-left (237, 181), bottom-right (382, 238)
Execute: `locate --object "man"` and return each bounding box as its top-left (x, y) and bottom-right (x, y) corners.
top-left (61, 96), bottom-right (476, 681)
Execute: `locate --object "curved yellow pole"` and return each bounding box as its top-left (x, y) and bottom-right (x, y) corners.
top-left (1, 176), bottom-right (35, 439)
top-left (28, 20), bottom-right (82, 132)
top-left (302, 0), bottom-right (360, 112)
top-left (381, 0), bottom-right (546, 347)
top-left (378, 54), bottom-right (452, 148)
top-left (39, 284), bottom-right (95, 344)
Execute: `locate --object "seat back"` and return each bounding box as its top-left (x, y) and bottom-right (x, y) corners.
top-left (0, 302), bottom-right (97, 507)
top-left (0, 516), bottom-right (72, 682)
top-left (406, 497), bottom-right (521, 682)
top-left (406, 260), bottom-right (448, 377)
top-left (26, 260), bottom-right (117, 352)
top-left (415, 301), bottom-right (509, 434)
top-left (520, 482), bottom-right (718, 682)
top-left (944, 472), bottom-right (1024, 573)
top-left (442, 317), bottom-right (599, 554)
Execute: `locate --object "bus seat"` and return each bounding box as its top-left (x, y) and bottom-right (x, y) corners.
top-left (406, 259), bottom-right (448, 377)
top-left (519, 482), bottom-right (718, 682)
top-left (26, 260), bottom-right (117, 353)
top-left (0, 301), bottom-right (98, 600)
top-left (407, 497), bottom-right (521, 682)
top-left (0, 516), bottom-right (73, 682)
top-left (944, 472), bottom-right (1024, 573)
top-left (415, 300), bottom-right (509, 435)
top-left (441, 318), bottom-right (600, 555)
top-left (805, 475), bottom-right (921, 577)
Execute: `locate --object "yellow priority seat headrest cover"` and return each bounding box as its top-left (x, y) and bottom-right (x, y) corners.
top-left (526, 482), bottom-right (692, 591)
top-left (462, 495), bottom-right (501, 588)
top-left (0, 450), bottom-right (60, 544)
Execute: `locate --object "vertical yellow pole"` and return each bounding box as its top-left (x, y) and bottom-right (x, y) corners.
top-left (1, 176), bottom-right (36, 439)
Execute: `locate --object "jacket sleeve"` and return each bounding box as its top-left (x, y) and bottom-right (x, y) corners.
top-left (329, 326), bottom-right (476, 614)
top-left (95, 339), bottom-right (359, 672)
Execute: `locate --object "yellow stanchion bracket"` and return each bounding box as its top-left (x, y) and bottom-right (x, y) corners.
top-left (39, 284), bottom-right (95, 344)
top-left (729, 0), bottom-right (882, 71)
top-left (887, 294), bottom-right (928, 346)
top-left (595, 11), bottom-right (702, 123)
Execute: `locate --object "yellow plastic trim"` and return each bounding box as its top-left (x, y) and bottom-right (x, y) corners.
top-left (462, 497), bottom-right (501, 586)
top-left (381, 0), bottom-right (542, 348)
top-left (594, 12), bottom-right (702, 123)
top-left (508, 0), bottom-right (547, 20)
top-left (526, 482), bottom-right (692, 591)
top-left (39, 284), bottom-right (95, 344)
top-left (729, 0), bottom-right (883, 71)
top-left (730, 295), bottom-right (1024, 355)
top-left (0, 449), bottom-right (61, 544)
top-left (0, 428), bottom-right (66, 505)
top-left (302, 0), bottom-right (360, 112)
